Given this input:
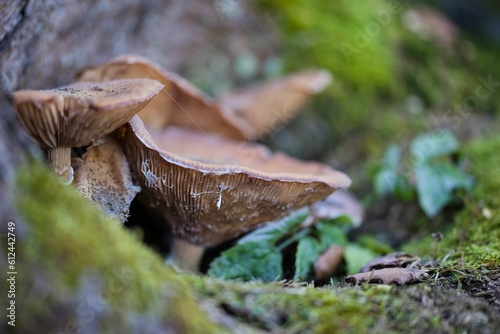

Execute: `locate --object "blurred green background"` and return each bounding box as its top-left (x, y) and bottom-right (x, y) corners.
top-left (187, 0), bottom-right (500, 191)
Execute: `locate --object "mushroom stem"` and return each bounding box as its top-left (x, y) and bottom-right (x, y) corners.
top-left (47, 147), bottom-right (73, 183)
top-left (167, 238), bottom-right (205, 272)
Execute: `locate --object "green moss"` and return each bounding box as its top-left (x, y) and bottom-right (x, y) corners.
top-left (444, 136), bottom-right (500, 265)
top-left (189, 276), bottom-right (389, 333)
top-left (259, 0), bottom-right (395, 96)
top-left (13, 161), bottom-right (223, 333)
top-left (404, 135), bottom-right (500, 267)
top-left (189, 276), bottom-right (499, 333)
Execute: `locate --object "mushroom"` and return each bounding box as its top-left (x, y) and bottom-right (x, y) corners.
top-left (76, 54), bottom-right (246, 139)
top-left (12, 79), bottom-right (164, 182)
top-left (302, 190), bottom-right (365, 228)
top-left (314, 245), bottom-right (344, 280)
top-left (76, 54), bottom-right (332, 141)
top-left (120, 115), bottom-right (351, 270)
top-left (217, 69), bottom-right (332, 140)
top-left (72, 134), bottom-right (141, 223)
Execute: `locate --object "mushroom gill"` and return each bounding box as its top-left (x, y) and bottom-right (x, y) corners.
top-left (121, 115), bottom-right (351, 270)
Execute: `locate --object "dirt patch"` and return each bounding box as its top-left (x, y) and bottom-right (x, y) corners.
top-left (432, 266), bottom-right (500, 315)
top-left (387, 285), bottom-right (500, 333)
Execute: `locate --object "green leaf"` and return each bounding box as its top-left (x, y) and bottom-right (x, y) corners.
top-left (318, 215), bottom-right (355, 230)
top-left (374, 144), bottom-right (401, 197)
top-left (375, 169), bottom-right (398, 197)
top-left (315, 221), bottom-right (347, 248)
top-left (293, 237), bottom-right (322, 281)
top-left (410, 130), bottom-right (459, 163)
top-left (393, 176), bottom-right (415, 202)
top-left (208, 242), bottom-right (282, 282)
top-left (383, 144), bottom-right (401, 169)
top-left (415, 162), bottom-right (474, 217)
top-left (344, 243), bottom-right (378, 275)
top-left (355, 235), bottom-right (394, 254)
top-left (237, 209), bottom-right (308, 245)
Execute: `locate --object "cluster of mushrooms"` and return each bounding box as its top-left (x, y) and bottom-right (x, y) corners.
top-left (13, 55), bottom-right (354, 271)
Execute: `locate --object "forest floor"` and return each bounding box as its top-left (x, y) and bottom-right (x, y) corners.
top-left (6, 133), bottom-right (500, 333)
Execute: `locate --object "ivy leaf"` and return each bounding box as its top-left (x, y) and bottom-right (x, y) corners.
top-left (393, 177), bottom-right (415, 202)
top-left (208, 242), bottom-right (282, 282)
top-left (316, 221), bottom-right (347, 248)
top-left (355, 235), bottom-right (394, 255)
top-left (410, 130), bottom-right (459, 163)
top-left (344, 243), bottom-right (378, 275)
top-left (317, 215), bottom-right (355, 230)
top-left (374, 144), bottom-right (401, 197)
top-left (415, 162), bottom-right (473, 217)
top-left (293, 237), bottom-right (322, 281)
top-left (237, 209), bottom-right (308, 245)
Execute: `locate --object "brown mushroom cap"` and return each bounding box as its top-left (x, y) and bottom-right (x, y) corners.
top-left (218, 69), bottom-right (332, 140)
top-left (76, 54), bottom-right (246, 140)
top-left (12, 78), bottom-right (164, 149)
top-left (77, 54), bottom-right (332, 141)
top-left (122, 115), bottom-right (351, 246)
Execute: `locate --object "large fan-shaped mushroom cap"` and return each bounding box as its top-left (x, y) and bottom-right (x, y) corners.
top-left (122, 115), bottom-right (351, 247)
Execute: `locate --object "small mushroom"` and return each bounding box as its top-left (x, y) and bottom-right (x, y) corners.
top-left (314, 245), bottom-right (344, 280)
top-left (76, 54), bottom-right (246, 140)
top-left (72, 134), bottom-right (141, 223)
top-left (302, 190), bottom-right (365, 228)
top-left (402, 4), bottom-right (458, 47)
top-left (121, 116), bottom-right (351, 270)
top-left (12, 79), bottom-right (163, 182)
top-left (217, 69), bottom-right (332, 140)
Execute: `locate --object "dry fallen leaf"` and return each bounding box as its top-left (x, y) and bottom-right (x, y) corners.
top-left (360, 252), bottom-right (420, 273)
top-left (345, 268), bottom-right (429, 285)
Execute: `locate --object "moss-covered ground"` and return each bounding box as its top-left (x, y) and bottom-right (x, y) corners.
top-left (189, 131), bottom-right (500, 331)
top-left (7, 162), bottom-right (224, 334)
top-left (2, 132), bottom-right (499, 333)
top-left (406, 135), bottom-right (500, 267)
